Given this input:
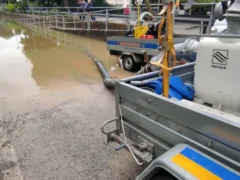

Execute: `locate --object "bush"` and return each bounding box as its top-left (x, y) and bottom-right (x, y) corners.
top-left (190, 0), bottom-right (221, 15)
top-left (5, 3), bottom-right (16, 12)
top-left (16, 1), bottom-right (28, 12)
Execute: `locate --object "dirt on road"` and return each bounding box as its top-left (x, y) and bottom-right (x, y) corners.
top-left (0, 83), bottom-right (142, 180)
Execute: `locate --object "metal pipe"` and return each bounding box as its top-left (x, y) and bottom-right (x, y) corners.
top-left (122, 62), bottom-right (195, 82)
top-left (135, 38), bottom-right (199, 75)
top-left (130, 77), bottom-right (160, 86)
top-left (139, 12), bottom-right (155, 21)
top-left (110, 133), bottom-right (149, 162)
top-left (175, 33), bottom-right (240, 38)
top-left (224, 0), bottom-right (240, 34)
top-left (105, 9), bottom-right (108, 32)
top-left (145, 0), bottom-right (158, 15)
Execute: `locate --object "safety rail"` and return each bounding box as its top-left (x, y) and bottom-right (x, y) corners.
top-left (15, 3), bottom-right (216, 33)
top-left (25, 23), bottom-right (93, 52)
top-left (17, 8), bottom-right (134, 32)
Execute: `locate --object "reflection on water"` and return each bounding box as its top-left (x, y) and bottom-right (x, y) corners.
top-left (0, 18), bottom-right (132, 99)
top-left (0, 21), bottom-right (41, 98)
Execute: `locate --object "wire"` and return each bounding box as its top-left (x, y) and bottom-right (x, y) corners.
top-left (118, 105), bottom-right (143, 166)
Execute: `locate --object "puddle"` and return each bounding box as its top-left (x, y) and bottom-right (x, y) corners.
top-left (0, 18), bottom-right (133, 99)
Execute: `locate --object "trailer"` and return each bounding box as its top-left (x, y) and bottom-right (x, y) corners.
top-left (107, 36), bottom-right (192, 71)
top-left (102, 61), bottom-right (240, 179)
top-left (101, 0), bottom-right (240, 178)
top-left (102, 2), bottom-right (240, 178)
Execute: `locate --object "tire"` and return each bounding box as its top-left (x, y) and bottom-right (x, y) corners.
top-left (122, 55), bottom-right (138, 72)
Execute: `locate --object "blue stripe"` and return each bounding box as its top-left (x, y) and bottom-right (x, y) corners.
top-left (181, 147), bottom-right (240, 180)
top-left (107, 40), bottom-right (158, 49)
top-left (107, 40), bottom-right (119, 45)
top-left (140, 43), bottom-right (158, 49)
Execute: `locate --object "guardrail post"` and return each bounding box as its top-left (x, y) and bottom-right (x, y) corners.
top-left (68, 8), bottom-right (71, 17)
top-left (55, 15), bottom-right (58, 28)
top-left (87, 12), bottom-right (90, 31)
top-left (43, 16), bottom-right (46, 27)
top-left (74, 16), bottom-right (76, 29)
top-left (105, 9), bottom-right (108, 32)
top-left (62, 16), bottom-right (65, 29)
top-left (199, 21), bottom-right (203, 34)
top-left (128, 9), bottom-right (131, 31)
top-left (207, 3), bottom-right (215, 34)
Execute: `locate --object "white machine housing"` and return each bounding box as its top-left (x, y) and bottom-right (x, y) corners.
top-left (194, 37), bottom-right (240, 113)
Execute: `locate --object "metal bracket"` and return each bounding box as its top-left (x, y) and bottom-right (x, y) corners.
top-left (136, 136), bottom-right (154, 155)
top-left (101, 118), bottom-right (120, 143)
top-left (208, 140), bottom-right (215, 149)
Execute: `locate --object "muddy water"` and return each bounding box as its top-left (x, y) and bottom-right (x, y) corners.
top-left (0, 18), bottom-right (132, 99)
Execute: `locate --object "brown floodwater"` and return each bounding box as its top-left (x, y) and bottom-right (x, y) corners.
top-left (0, 18), bottom-right (132, 99)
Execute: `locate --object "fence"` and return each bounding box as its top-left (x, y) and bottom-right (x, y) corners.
top-left (17, 8), bottom-right (134, 32)
top-left (26, 23), bottom-right (91, 52)
top-left (15, 3), bottom-right (216, 33)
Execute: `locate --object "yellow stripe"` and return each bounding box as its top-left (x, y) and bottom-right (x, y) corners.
top-left (172, 154), bottom-right (222, 180)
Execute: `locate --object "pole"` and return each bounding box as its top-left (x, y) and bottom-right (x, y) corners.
top-left (137, 3), bottom-right (140, 26)
top-left (105, 9), bottom-right (108, 32)
top-left (62, 16), bottom-right (65, 29)
top-left (87, 12), bottom-right (90, 31)
top-left (74, 16), bottom-right (76, 29)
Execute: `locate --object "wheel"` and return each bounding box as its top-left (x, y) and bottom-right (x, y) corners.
top-left (122, 55), bottom-right (138, 71)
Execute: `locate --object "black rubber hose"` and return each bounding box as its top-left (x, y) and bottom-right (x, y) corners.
top-left (84, 50), bottom-right (116, 90)
top-left (94, 59), bottom-right (116, 90)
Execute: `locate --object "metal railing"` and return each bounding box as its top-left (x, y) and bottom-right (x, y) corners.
top-left (17, 8), bottom-right (134, 32)
top-left (25, 23), bottom-right (90, 51)
top-left (15, 3), bottom-right (216, 33)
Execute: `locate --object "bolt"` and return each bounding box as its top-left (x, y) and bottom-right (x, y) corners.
top-left (177, 126), bottom-right (183, 134)
top-left (208, 140), bottom-right (215, 149)
top-left (134, 106), bottom-right (139, 112)
top-left (147, 98), bottom-right (151, 103)
top-left (146, 112), bottom-right (150, 116)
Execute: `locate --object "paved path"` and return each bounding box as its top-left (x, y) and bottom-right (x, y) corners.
top-left (0, 83), bottom-right (142, 180)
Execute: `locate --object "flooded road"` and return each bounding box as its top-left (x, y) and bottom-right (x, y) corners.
top-left (0, 17), bottom-right (132, 99)
top-left (0, 16), bottom-right (140, 180)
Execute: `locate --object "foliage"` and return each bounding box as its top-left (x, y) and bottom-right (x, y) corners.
top-left (37, 0), bottom-right (62, 7)
top-left (93, 0), bottom-right (111, 7)
top-left (189, 0), bottom-right (220, 15)
top-left (5, 3), bottom-right (16, 12)
top-left (16, 1), bottom-right (28, 12)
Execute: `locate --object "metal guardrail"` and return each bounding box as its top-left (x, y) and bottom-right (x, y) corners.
top-left (8, 2), bottom-right (216, 16)
top-left (17, 9), bottom-right (133, 32)
top-left (25, 23), bottom-right (92, 51)
top-left (15, 3), bottom-right (215, 33)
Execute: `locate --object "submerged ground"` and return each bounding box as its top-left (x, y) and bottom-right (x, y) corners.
top-left (0, 14), bottom-right (199, 180)
top-left (0, 17), bottom-right (141, 180)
